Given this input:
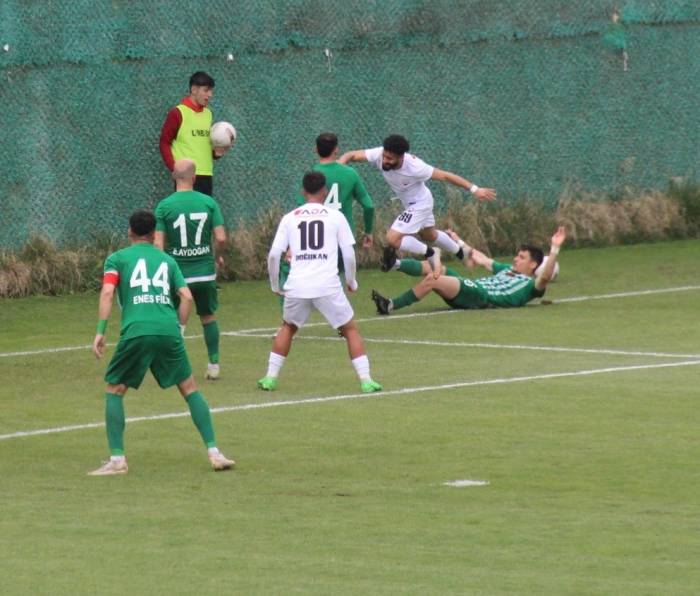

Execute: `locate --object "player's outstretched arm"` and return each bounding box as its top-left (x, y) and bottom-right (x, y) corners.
top-left (93, 283), bottom-right (115, 359)
top-left (446, 229), bottom-right (494, 271)
top-left (535, 226), bottom-right (566, 291)
top-left (338, 150), bottom-right (368, 165)
top-left (431, 168), bottom-right (496, 202)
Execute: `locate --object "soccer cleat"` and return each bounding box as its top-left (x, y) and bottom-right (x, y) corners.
top-left (209, 452), bottom-right (235, 471)
top-left (257, 376), bottom-right (278, 391)
top-left (206, 363), bottom-right (220, 380)
top-left (360, 379), bottom-right (383, 393)
top-left (380, 245), bottom-right (397, 272)
top-left (371, 289), bottom-right (392, 316)
top-left (88, 458), bottom-right (128, 476)
top-left (427, 247), bottom-right (442, 279)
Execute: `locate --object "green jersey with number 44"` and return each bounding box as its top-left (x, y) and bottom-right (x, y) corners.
top-left (104, 243), bottom-right (187, 340)
top-left (155, 190), bottom-right (225, 282)
top-left (296, 162), bottom-right (374, 234)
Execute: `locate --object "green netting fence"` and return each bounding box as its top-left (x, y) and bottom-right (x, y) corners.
top-left (1, 0), bottom-right (699, 249)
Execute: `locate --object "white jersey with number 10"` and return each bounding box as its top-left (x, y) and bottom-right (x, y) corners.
top-left (272, 205), bottom-right (356, 299)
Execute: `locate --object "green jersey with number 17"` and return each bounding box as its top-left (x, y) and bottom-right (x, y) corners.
top-left (103, 243), bottom-right (187, 340)
top-left (296, 162), bottom-right (374, 234)
top-left (155, 190), bottom-right (225, 282)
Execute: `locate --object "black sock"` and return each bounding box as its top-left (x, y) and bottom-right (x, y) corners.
top-left (425, 247), bottom-right (435, 258)
top-left (455, 247), bottom-right (464, 260)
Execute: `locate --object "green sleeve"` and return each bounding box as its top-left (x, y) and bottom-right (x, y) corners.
top-left (352, 173), bottom-right (375, 234)
top-left (211, 200), bottom-right (225, 227)
top-left (154, 204), bottom-right (166, 232)
top-left (103, 252), bottom-right (119, 274)
top-left (491, 261), bottom-right (511, 274)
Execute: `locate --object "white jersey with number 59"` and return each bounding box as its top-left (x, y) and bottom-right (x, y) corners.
top-left (272, 204), bottom-right (355, 298)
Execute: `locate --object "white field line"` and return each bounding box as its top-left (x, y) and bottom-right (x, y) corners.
top-left (556, 285), bottom-right (700, 303)
top-left (1, 359), bottom-right (699, 442)
top-left (234, 334), bottom-right (700, 360)
top-left (2, 284), bottom-right (699, 360)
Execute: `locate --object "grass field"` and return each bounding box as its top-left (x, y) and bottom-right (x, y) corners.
top-left (2, 240), bottom-right (700, 595)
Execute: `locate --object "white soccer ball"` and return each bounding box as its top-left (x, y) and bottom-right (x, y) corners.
top-left (535, 256), bottom-right (560, 281)
top-left (210, 121), bottom-right (237, 149)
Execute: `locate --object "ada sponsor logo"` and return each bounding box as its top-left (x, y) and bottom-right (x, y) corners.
top-left (294, 207), bottom-right (329, 216)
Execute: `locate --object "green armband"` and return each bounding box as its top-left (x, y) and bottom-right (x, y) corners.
top-left (96, 319), bottom-right (108, 334)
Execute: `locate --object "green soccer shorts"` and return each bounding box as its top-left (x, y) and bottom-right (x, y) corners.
top-left (442, 278), bottom-right (490, 310)
top-left (105, 334), bottom-right (192, 389)
top-left (188, 280), bottom-right (219, 316)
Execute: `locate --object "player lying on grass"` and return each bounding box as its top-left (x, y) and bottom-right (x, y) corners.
top-left (371, 226), bottom-right (565, 315)
top-left (258, 171), bottom-right (382, 393)
top-left (90, 210), bottom-right (234, 476)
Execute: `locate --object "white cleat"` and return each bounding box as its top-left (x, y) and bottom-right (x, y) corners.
top-left (427, 247), bottom-right (442, 279)
top-left (209, 452), bottom-right (235, 471)
top-left (206, 363), bottom-right (220, 380)
top-left (88, 458), bottom-right (128, 476)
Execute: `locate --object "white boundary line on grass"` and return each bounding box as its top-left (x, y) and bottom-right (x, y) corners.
top-left (1, 284), bottom-right (699, 360)
top-left (235, 334), bottom-right (700, 360)
top-left (1, 358), bottom-right (699, 442)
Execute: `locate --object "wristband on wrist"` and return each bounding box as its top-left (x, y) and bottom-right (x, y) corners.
top-left (550, 246), bottom-right (560, 255)
top-left (469, 184), bottom-right (479, 193)
top-left (96, 319), bottom-right (107, 335)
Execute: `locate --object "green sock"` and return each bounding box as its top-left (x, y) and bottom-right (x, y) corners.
top-left (105, 392), bottom-right (125, 456)
top-left (398, 259), bottom-right (425, 277)
top-left (202, 321), bottom-right (220, 364)
top-left (185, 391), bottom-right (217, 448)
top-left (392, 289), bottom-right (419, 311)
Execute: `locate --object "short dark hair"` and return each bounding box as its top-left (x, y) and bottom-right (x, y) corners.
top-left (316, 133), bottom-right (338, 158)
top-left (383, 134), bottom-right (410, 156)
top-left (302, 171), bottom-right (326, 194)
top-left (519, 244), bottom-right (544, 267)
top-left (129, 210), bottom-right (156, 237)
top-left (189, 71), bottom-right (215, 89)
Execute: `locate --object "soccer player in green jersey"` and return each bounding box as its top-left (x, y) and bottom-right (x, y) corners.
top-left (89, 210), bottom-right (234, 475)
top-left (304, 132), bottom-right (375, 249)
top-left (371, 227), bottom-right (566, 314)
top-left (154, 159), bottom-right (227, 380)
top-left (279, 133), bottom-right (376, 301)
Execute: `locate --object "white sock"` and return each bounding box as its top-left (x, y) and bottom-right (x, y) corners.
top-left (266, 352), bottom-right (286, 378)
top-left (399, 236), bottom-right (428, 255)
top-left (351, 355), bottom-right (371, 381)
top-left (207, 447), bottom-right (220, 456)
top-left (110, 455), bottom-right (126, 463)
top-left (433, 230), bottom-right (460, 254)
top-left (394, 258), bottom-right (402, 269)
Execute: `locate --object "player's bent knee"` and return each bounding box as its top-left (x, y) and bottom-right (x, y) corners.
top-left (106, 383), bottom-right (128, 396)
top-left (385, 229), bottom-right (402, 248)
top-left (177, 375), bottom-right (198, 398)
top-left (338, 319), bottom-right (357, 335)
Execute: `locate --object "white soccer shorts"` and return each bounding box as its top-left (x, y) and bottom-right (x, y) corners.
top-left (389, 207), bottom-right (436, 235)
top-left (283, 290), bottom-right (354, 329)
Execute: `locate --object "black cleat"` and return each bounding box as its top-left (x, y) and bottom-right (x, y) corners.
top-left (380, 245), bottom-right (397, 272)
top-left (371, 289), bottom-right (392, 315)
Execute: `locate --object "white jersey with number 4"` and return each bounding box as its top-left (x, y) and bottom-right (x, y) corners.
top-left (365, 146), bottom-right (435, 211)
top-left (272, 204), bottom-right (355, 298)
